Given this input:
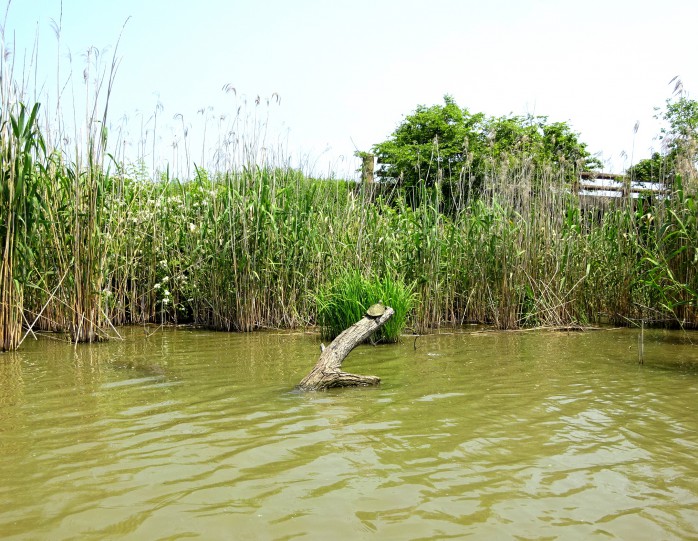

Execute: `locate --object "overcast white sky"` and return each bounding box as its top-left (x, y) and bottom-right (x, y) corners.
top-left (5, 0), bottom-right (698, 178)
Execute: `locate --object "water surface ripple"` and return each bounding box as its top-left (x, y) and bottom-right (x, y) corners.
top-left (1, 327), bottom-right (697, 539)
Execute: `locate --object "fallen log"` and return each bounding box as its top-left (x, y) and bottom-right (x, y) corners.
top-left (297, 306), bottom-right (395, 391)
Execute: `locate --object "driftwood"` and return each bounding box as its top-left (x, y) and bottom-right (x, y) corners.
top-left (297, 306), bottom-right (395, 391)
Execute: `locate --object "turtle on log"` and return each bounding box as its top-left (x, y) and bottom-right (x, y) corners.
top-left (366, 302), bottom-right (386, 319)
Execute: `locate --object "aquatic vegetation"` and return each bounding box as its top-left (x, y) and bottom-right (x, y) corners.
top-left (315, 271), bottom-right (415, 343)
top-left (4, 131), bottom-right (697, 350)
top-left (0, 101), bottom-right (45, 351)
top-left (0, 25), bottom-right (696, 352)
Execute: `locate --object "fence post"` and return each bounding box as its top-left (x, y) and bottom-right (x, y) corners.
top-left (357, 152), bottom-right (375, 183)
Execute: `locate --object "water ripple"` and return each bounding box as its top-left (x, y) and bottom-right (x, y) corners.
top-left (1, 328), bottom-right (697, 539)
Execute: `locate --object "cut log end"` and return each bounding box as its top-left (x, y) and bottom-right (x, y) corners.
top-left (297, 307), bottom-right (394, 391)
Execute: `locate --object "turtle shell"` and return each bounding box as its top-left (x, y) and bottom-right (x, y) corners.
top-left (366, 303), bottom-right (386, 318)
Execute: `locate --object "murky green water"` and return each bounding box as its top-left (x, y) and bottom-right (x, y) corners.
top-left (1, 327), bottom-right (697, 540)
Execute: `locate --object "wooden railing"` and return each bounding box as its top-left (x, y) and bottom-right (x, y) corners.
top-left (576, 171), bottom-right (670, 199)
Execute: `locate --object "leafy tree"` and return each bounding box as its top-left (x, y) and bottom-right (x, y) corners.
top-left (486, 114), bottom-right (601, 170)
top-left (625, 152), bottom-right (673, 183)
top-left (627, 95), bottom-right (698, 184)
top-left (372, 95), bottom-right (486, 189)
top-left (660, 95), bottom-right (698, 155)
top-left (373, 95), bottom-right (600, 206)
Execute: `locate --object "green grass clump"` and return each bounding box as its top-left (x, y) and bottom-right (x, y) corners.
top-left (315, 271), bottom-right (415, 343)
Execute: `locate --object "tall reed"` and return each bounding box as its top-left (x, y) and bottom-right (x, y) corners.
top-left (0, 102), bottom-right (44, 350)
top-left (2, 19), bottom-right (696, 347)
top-left (0, 22), bottom-right (47, 350)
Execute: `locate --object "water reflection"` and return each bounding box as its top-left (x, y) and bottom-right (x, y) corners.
top-left (0, 354), bottom-right (24, 409)
top-left (0, 327), bottom-right (696, 539)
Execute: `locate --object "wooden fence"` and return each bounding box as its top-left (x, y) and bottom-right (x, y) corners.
top-left (576, 171), bottom-right (670, 199)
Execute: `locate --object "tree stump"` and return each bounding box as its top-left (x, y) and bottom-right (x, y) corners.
top-left (297, 306), bottom-right (394, 391)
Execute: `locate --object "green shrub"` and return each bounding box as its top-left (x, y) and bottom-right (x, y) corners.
top-left (315, 271), bottom-right (415, 343)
